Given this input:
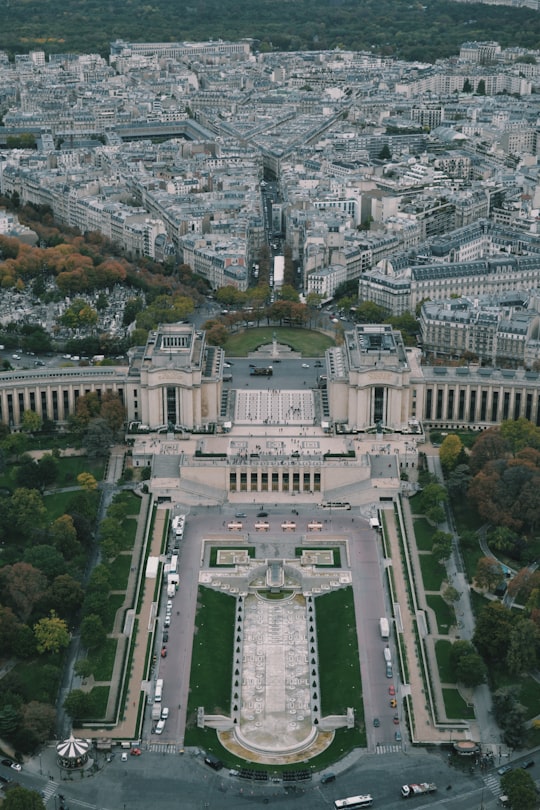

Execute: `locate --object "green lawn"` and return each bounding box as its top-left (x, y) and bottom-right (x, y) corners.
top-left (55, 455), bottom-right (105, 485)
top-left (185, 586), bottom-right (236, 725)
top-left (88, 637), bottom-right (117, 681)
top-left (224, 327), bottom-right (334, 356)
top-left (119, 517), bottom-right (138, 549)
top-left (419, 553), bottom-right (446, 591)
top-left (43, 490), bottom-right (79, 521)
top-left (426, 595), bottom-right (456, 634)
top-left (114, 490), bottom-right (142, 515)
top-left (103, 593), bottom-right (125, 633)
top-left (87, 685), bottom-right (110, 719)
top-left (316, 588), bottom-right (364, 728)
top-left (435, 639), bottom-right (454, 684)
top-left (413, 518), bottom-right (435, 552)
top-left (184, 585), bottom-right (366, 766)
top-left (108, 553), bottom-right (132, 590)
top-left (492, 673), bottom-right (540, 722)
top-left (442, 688), bottom-right (475, 719)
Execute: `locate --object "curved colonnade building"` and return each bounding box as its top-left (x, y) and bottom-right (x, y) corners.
top-left (1, 321), bottom-right (539, 442)
top-left (2, 322), bottom-right (539, 506)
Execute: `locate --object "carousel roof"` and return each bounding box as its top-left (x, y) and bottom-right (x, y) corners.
top-left (56, 734), bottom-right (89, 758)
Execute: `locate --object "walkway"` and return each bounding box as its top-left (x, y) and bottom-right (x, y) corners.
top-left (381, 504), bottom-right (466, 744)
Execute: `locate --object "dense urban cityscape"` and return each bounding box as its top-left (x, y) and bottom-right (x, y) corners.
top-left (0, 33), bottom-right (540, 810)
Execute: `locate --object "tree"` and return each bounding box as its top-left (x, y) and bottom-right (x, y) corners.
top-left (1, 786), bottom-right (45, 810)
top-left (473, 602), bottom-right (513, 664)
top-left (83, 417), bottom-right (113, 459)
top-left (0, 563), bottom-right (48, 622)
top-left (432, 530), bottom-right (453, 562)
top-left (49, 514), bottom-right (81, 560)
top-left (21, 701), bottom-right (56, 743)
top-left (378, 143), bottom-right (392, 160)
top-left (500, 769), bottom-right (537, 810)
top-left (0, 605), bottom-right (21, 655)
top-left (100, 392), bottom-right (126, 435)
top-left (508, 568), bottom-right (540, 602)
top-left (455, 651), bottom-right (487, 687)
top-left (439, 434), bottom-right (463, 472)
top-left (63, 689), bottom-right (93, 720)
top-left (500, 417), bottom-right (540, 455)
top-left (47, 574), bottom-right (84, 619)
top-left (474, 556), bottom-right (504, 592)
top-left (469, 426), bottom-right (510, 474)
top-left (24, 545), bottom-right (66, 580)
top-left (77, 472), bottom-right (98, 492)
top-left (33, 611), bottom-right (70, 654)
top-left (8, 488), bottom-right (47, 537)
top-left (80, 613), bottom-right (106, 651)
top-left (506, 618), bottom-right (538, 675)
top-left (446, 464), bottom-right (472, 500)
top-left (442, 584), bottom-right (459, 603)
top-left (20, 409), bottom-right (41, 433)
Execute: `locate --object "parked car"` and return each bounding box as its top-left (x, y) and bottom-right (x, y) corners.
top-left (498, 764), bottom-right (512, 776)
top-left (521, 760), bottom-right (535, 769)
top-left (388, 685), bottom-right (396, 695)
top-left (320, 772), bottom-right (336, 784)
top-left (155, 720), bottom-right (166, 735)
top-left (235, 512), bottom-right (247, 518)
top-left (393, 714), bottom-right (400, 725)
top-left (162, 632), bottom-right (169, 643)
top-left (395, 730), bottom-right (402, 742)
top-left (0, 775), bottom-right (11, 784)
top-left (373, 718), bottom-right (380, 728)
top-left (257, 511), bottom-right (268, 518)
top-left (161, 707), bottom-right (169, 720)
top-left (121, 752), bottom-right (128, 762)
top-left (390, 698), bottom-right (397, 708)
top-left (204, 754), bottom-right (223, 771)
top-left (130, 748), bottom-right (142, 756)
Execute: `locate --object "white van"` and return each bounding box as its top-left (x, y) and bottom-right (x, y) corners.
top-left (154, 678), bottom-right (163, 703)
top-left (155, 719), bottom-right (165, 735)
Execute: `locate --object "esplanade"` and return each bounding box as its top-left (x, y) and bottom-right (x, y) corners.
top-left (1, 322), bottom-right (539, 439)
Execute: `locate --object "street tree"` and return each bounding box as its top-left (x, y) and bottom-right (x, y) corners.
top-left (474, 556), bottom-right (504, 592)
top-left (33, 611), bottom-right (70, 654)
top-left (500, 769), bottom-right (537, 810)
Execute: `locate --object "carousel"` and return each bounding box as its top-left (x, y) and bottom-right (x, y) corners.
top-left (56, 734), bottom-right (92, 770)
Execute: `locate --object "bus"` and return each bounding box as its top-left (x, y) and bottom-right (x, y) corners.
top-left (320, 501), bottom-right (351, 510)
top-left (334, 796), bottom-right (373, 809)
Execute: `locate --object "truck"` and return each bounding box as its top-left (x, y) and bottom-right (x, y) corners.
top-left (250, 366), bottom-right (273, 376)
top-left (384, 645), bottom-right (392, 664)
top-left (151, 704), bottom-right (161, 721)
top-left (401, 783), bottom-right (437, 798)
top-left (167, 582), bottom-right (176, 598)
top-left (380, 617), bottom-right (390, 640)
